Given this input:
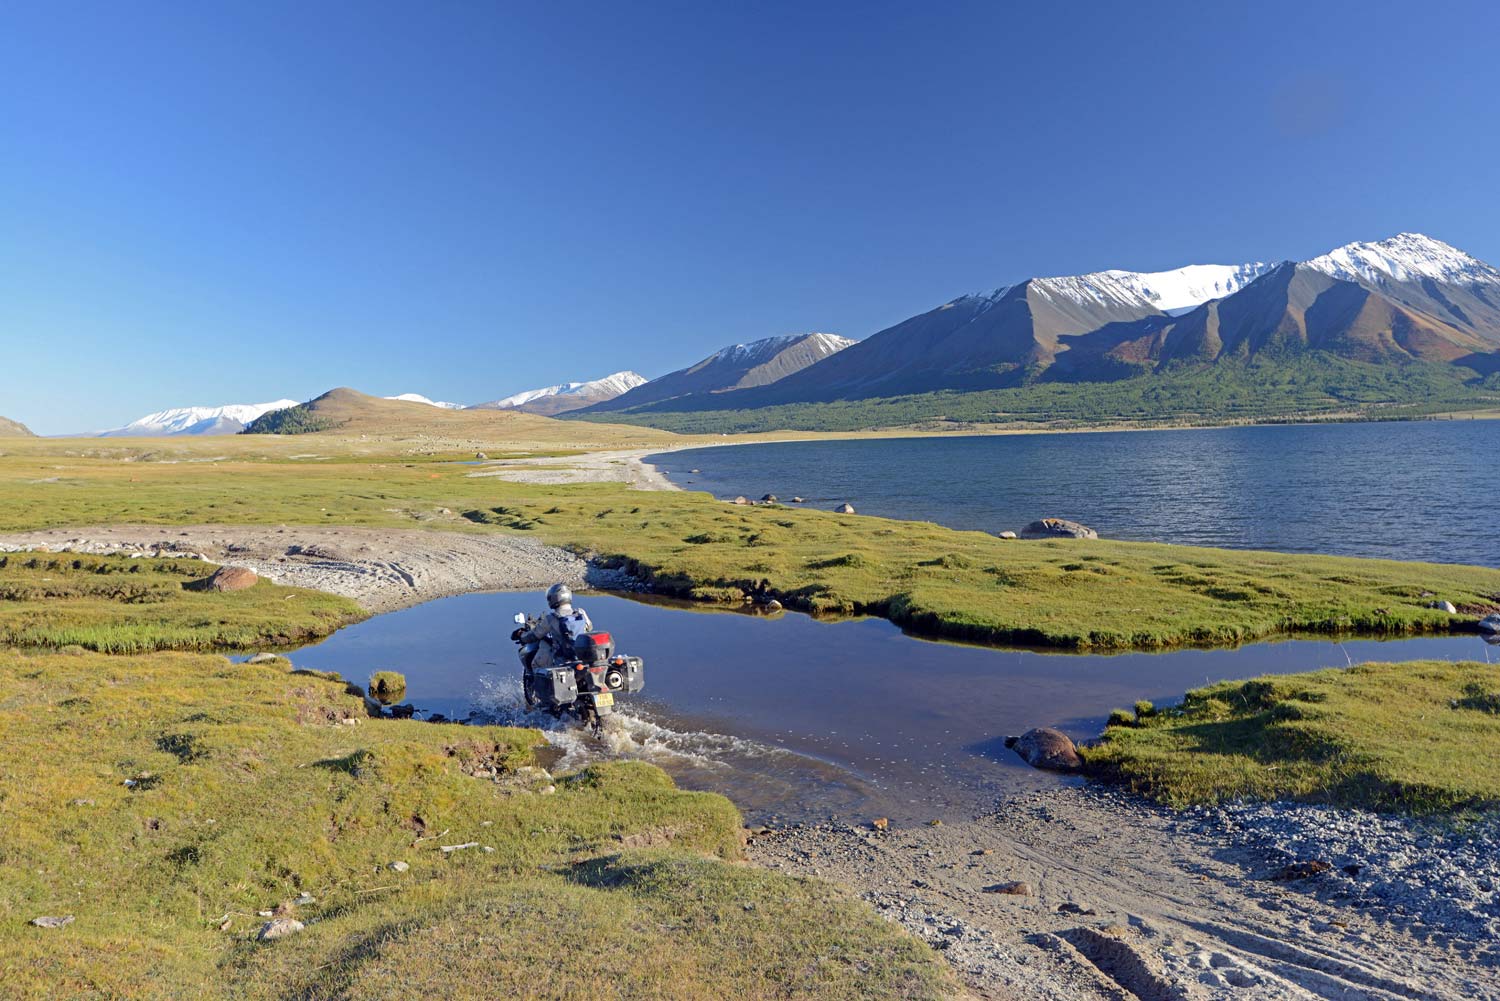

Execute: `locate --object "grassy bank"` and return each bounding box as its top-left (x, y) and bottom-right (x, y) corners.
top-left (0, 648), bottom-right (956, 999)
top-left (2, 437), bottom-right (1499, 650)
top-left (0, 552), bottom-right (363, 652)
top-left (1085, 660), bottom-right (1500, 812)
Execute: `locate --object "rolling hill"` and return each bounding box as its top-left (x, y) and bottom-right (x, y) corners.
top-left (0, 416), bottom-right (35, 437)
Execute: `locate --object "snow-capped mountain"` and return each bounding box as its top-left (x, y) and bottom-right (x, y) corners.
top-left (1304, 233), bottom-right (1500, 334)
top-left (94, 400), bottom-right (300, 437)
top-left (384, 393), bottom-right (464, 409)
top-left (643, 232), bottom-right (1500, 410)
top-left (1307, 233), bottom-right (1500, 288)
top-left (472, 371), bottom-right (647, 416)
top-left (582, 335), bottom-right (855, 413)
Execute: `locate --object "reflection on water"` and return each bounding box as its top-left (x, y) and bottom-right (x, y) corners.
top-left (651, 422), bottom-right (1500, 567)
top-left (282, 590), bottom-right (1496, 824)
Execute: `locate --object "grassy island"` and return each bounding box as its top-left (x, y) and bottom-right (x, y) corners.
top-left (1086, 659), bottom-right (1500, 812)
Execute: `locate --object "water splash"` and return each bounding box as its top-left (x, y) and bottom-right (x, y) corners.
top-left (467, 673), bottom-right (879, 822)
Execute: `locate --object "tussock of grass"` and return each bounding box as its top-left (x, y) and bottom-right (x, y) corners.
top-left (0, 649), bottom-right (955, 1000)
top-left (1085, 660), bottom-right (1500, 812)
top-left (0, 554), bottom-right (363, 651)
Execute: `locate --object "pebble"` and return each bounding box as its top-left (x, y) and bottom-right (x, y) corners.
top-left (388, 861), bottom-right (410, 872)
top-left (1206, 801), bottom-right (1500, 941)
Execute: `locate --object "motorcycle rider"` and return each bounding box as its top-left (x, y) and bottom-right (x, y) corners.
top-left (514, 583), bottom-right (592, 671)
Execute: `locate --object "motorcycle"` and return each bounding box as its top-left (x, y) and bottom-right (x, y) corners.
top-left (511, 612), bottom-right (645, 734)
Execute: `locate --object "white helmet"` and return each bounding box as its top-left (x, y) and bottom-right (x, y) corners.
top-left (546, 583), bottom-right (573, 610)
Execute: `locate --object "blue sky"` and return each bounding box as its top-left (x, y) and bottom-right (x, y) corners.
top-left (3, 0), bottom-right (1497, 433)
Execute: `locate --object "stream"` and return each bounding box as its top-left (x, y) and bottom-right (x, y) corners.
top-left (279, 589), bottom-right (1497, 825)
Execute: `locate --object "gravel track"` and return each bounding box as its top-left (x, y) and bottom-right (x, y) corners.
top-left (749, 786), bottom-right (1499, 1001)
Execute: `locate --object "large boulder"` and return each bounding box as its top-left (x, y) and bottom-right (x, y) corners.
top-left (204, 566), bottom-right (259, 592)
top-left (834, 502), bottom-right (856, 514)
top-left (1478, 614), bottom-right (1500, 635)
top-left (1021, 518), bottom-right (1097, 540)
top-left (1004, 727), bottom-right (1083, 772)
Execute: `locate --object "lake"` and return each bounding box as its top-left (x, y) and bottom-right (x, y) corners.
top-left (282, 588), bottom-right (1496, 825)
top-left (649, 420), bottom-right (1499, 567)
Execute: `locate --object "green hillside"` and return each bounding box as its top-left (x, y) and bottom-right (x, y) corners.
top-left (568, 355), bottom-right (1500, 433)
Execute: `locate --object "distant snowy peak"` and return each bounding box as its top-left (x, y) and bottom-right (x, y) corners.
top-left (384, 393), bottom-right (464, 409)
top-left (708, 333), bottom-right (855, 365)
top-left (475, 371), bottom-right (648, 415)
top-left (1306, 233), bottom-right (1500, 288)
top-left (96, 399), bottom-right (299, 437)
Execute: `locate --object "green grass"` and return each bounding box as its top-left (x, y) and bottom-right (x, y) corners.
top-left (1084, 660), bottom-right (1500, 812)
top-left (0, 648), bottom-right (956, 1000)
top-left (2, 444), bottom-right (1498, 650)
top-left (0, 553), bottom-right (364, 652)
top-left (570, 355), bottom-right (1500, 433)
top-left (481, 491), bottom-right (1500, 649)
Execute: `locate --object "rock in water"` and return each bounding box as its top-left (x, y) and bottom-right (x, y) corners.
top-left (257, 917), bottom-right (305, 941)
top-left (834, 502), bottom-right (856, 514)
top-left (1480, 614), bottom-right (1500, 635)
top-left (1021, 518), bottom-right (1097, 540)
top-left (760, 493), bottom-right (778, 503)
top-left (205, 566), bottom-right (259, 592)
top-left (1003, 728), bottom-right (1083, 772)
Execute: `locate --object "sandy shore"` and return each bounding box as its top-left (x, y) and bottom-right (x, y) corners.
top-left (465, 447), bottom-right (688, 491)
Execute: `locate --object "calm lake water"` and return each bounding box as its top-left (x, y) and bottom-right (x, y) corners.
top-left (650, 421), bottom-right (1500, 567)
top-left (284, 589), bottom-right (1496, 825)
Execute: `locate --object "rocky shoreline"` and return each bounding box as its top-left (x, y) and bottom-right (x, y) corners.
top-left (0, 524), bottom-right (622, 613)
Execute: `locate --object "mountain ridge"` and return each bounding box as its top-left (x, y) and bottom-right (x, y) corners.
top-left (0, 416), bottom-right (35, 437)
top-left (472, 371), bottom-right (647, 416)
top-left (568, 232), bottom-right (1500, 429)
top-left (581, 333), bottom-right (855, 414)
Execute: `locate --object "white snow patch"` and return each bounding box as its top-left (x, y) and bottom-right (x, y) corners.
top-left (384, 393), bottom-right (464, 409)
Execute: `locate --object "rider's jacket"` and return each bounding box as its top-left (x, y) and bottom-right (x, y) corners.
top-left (522, 604), bottom-right (593, 669)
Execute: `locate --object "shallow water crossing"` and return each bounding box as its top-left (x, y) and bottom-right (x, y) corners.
top-left (284, 590), bottom-right (1497, 824)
